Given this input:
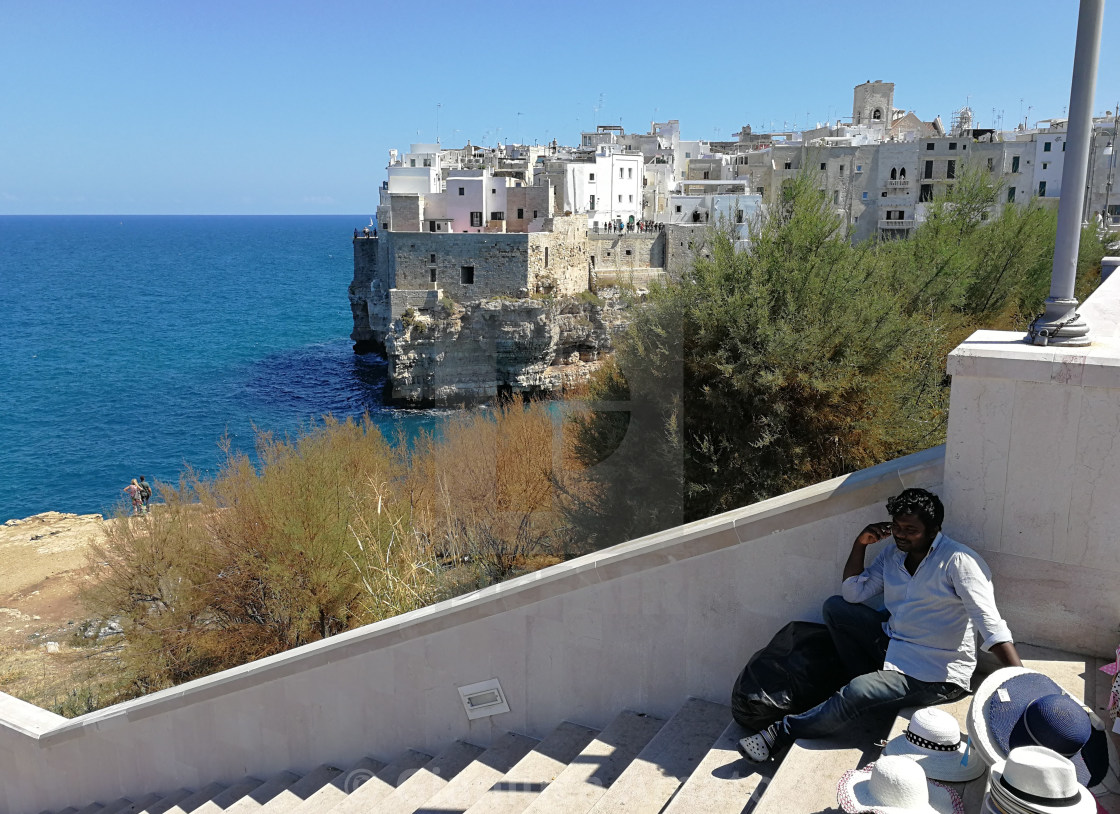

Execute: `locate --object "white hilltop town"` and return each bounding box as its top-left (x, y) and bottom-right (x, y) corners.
top-left (349, 80), bottom-right (1120, 405)
top-left (3, 71), bottom-right (1120, 814)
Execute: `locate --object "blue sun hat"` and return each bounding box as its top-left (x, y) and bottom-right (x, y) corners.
top-left (966, 667), bottom-right (1111, 788)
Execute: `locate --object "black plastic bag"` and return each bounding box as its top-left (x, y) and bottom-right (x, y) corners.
top-left (731, 620), bottom-right (850, 730)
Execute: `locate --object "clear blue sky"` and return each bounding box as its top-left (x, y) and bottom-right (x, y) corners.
top-left (2, 0), bottom-right (1117, 215)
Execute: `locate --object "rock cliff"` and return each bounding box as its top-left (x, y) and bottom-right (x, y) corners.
top-left (385, 293), bottom-right (630, 406)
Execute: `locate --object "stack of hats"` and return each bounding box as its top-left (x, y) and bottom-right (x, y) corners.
top-left (837, 707), bottom-right (974, 813)
top-left (983, 745), bottom-right (1098, 814)
top-left (836, 667), bottom-right (1116, 814)
top-left (967, 667), bottom-right (1111, 789)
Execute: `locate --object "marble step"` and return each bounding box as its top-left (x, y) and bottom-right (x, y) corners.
top-left (135, 790), bottom-right (193, 814)
top-left (259, 764), bottom-right (343, 814)
top-left (106, 794), bottom-right (164, 814)
top-left (587, 697), bottom-right (731, 814)
top-left (374, 740), bottom-right (487, 814)
top-left (284, 757), bottom-right (385, 814)
top-left (326, 749), bottom-right (435, 814)
top-left (751, 714), bottom-right (889, 814)
top-left (411, 732), bottom-right (539, 814)
top-left (462, 722), bottom-right (600, 814)
top-left (519, 710), bottom-right (666, 814)
top-left (662, 719), bottom-right (777, 814)
top-left (221, 772), bottom-right (298, 814)
top-left (93, 799), bottom-right (132, 814)
top-left (74, 804), bottom-right (105, 814)
top-left (193, 779), bottom-right (263, 814)
top-left (163, 782), bottom-right (228, 814)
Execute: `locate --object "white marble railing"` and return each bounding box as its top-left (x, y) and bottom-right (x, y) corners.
top-left (0, 448), bottom-right (944, 814)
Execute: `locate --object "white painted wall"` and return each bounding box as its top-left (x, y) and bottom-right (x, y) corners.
top-left (445, 171), bottom-right (490, 233)
top-left (942, 270), bottom-right (1120, 657)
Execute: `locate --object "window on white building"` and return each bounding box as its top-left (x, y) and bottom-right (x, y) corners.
top-left (1038, 181), bottom-right (1047, 196)
top-left (618, 195), bottom-right (622, 203)
top-left (470, 212), bottom-right (482, 227)
top-left (820, 163), bottom-right (827, 171)
top-left (1008, 187), bottom-right (1016, 203)
top-left (628, 195), bottom-right (633, 202)
top-left (1042, 162), bottom-right (1049, 170)
top-left (590, 173), bottom-right (595, 181)
top-left (1044, 142), bottom-right (1052, 152)
top-left (675, 205), bottom-right (682, 213)
top-left (619, 168), bottom-right (624, 179)
top-left (458, 187), bottom-right (465, 196)
top-left (628, 168), bottom-right (633, 179)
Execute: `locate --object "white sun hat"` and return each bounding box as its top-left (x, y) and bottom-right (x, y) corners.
top-left (882, 706), bottom-right (986, 782)
top-left (837, 755), bottom-right (964, 814)
top-left (987, 746), bottom-right (1097, 814)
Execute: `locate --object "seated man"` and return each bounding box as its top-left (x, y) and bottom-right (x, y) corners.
top-left (738, 487), bottom-right (1022, 762)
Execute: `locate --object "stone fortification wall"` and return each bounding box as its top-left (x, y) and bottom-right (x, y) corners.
top-left (391, 233), bottom-right (532, 301)
top-left (527, 215), bottom-right (591, 297)
top-left (589, 232), bottom-right (664, 269)
top-left (663, 223), bottom-right (712, 279)
top-left (348, 236), bottom-right (393, 352)
top-left (385, 294), bottom-right (628, 406)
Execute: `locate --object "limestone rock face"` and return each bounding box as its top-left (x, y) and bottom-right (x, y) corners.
top-left (385, 294), bottom-right (630, 406)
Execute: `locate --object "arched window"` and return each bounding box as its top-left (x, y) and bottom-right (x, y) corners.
top-left (873, 109), bottom-right (882, 121)
top-left (899, 167), bottom-right (906, 179)
top-left (890, 167), bottom-right (898, 180)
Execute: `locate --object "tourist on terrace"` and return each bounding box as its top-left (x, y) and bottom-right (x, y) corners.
top-left (738, 488), bottom-right (1022, 763)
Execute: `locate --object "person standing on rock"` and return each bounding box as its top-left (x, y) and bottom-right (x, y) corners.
top-left (138, 476), bottom-right (152, 514)
top-left (122, 479), bottom-right (142, 515)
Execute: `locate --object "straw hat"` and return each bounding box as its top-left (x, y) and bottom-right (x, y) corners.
top-left (967, 667), bottom-right (1110, 788)
top-left (837, 755), bottom-right (964, 814)
top-left (987, 746), bottom-right (1097, 814)
top-left (882, 707), bottom-right (986, 782)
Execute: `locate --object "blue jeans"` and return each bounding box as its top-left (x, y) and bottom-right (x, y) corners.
top-left (779, 596), bottom-right (965, 741)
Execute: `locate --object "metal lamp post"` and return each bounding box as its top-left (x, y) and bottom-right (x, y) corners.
top-left (1027, 0), bottom-right (1105, 346)
top-left (1103, 105), bottom-right (1118, 225)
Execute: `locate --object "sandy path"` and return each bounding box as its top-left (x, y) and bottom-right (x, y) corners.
top-left (0, 512), bottom-right (106, 650)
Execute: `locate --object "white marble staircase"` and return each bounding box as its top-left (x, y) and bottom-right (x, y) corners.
top-left (33, 646), bottom-right (1120, 814)
top-left (37, 698), bottom-right (776, 814)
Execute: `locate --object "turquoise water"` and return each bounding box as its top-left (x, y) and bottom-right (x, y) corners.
top-left (0, 215), bottom-right (447, 522)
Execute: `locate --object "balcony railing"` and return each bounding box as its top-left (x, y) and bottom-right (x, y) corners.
top-left (879, 219), bottom-right (915, 229)
top-left (886, 179), bottom-right (910, 188)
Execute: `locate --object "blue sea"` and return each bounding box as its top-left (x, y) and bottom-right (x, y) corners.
top-left (0, 215), bottom-right (448, 523)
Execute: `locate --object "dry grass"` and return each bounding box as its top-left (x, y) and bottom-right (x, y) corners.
top-left (75, 405), bottom-right (584, 709)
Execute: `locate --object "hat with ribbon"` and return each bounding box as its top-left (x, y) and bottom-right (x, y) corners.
top-left (986, 746), bottom-right (1097, 814)
top-left (966, 667), bottom-right (1111, 788)
top-left (882, 707), bottom-right (986, 782)
top-left (837, 755), bottom-right (964, 814)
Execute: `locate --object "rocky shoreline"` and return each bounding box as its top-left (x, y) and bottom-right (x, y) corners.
top-left (381, 291), bottom-right (633, 407)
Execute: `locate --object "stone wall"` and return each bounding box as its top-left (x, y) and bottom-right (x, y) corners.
top-left (663, 223), bottom-right (712, 279)
top-left (588, 232), bottom-right (664, 271)
top-left (348, 236), bottom-right (393, 352)
top-left (391, 233), bottom-right (533, 301)
top-left (506, 184), bottom-right (552, 232)
top-left (527, 216), bottom-right (591, 297)
top-left (388, 193), bottom-right (422, 232)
